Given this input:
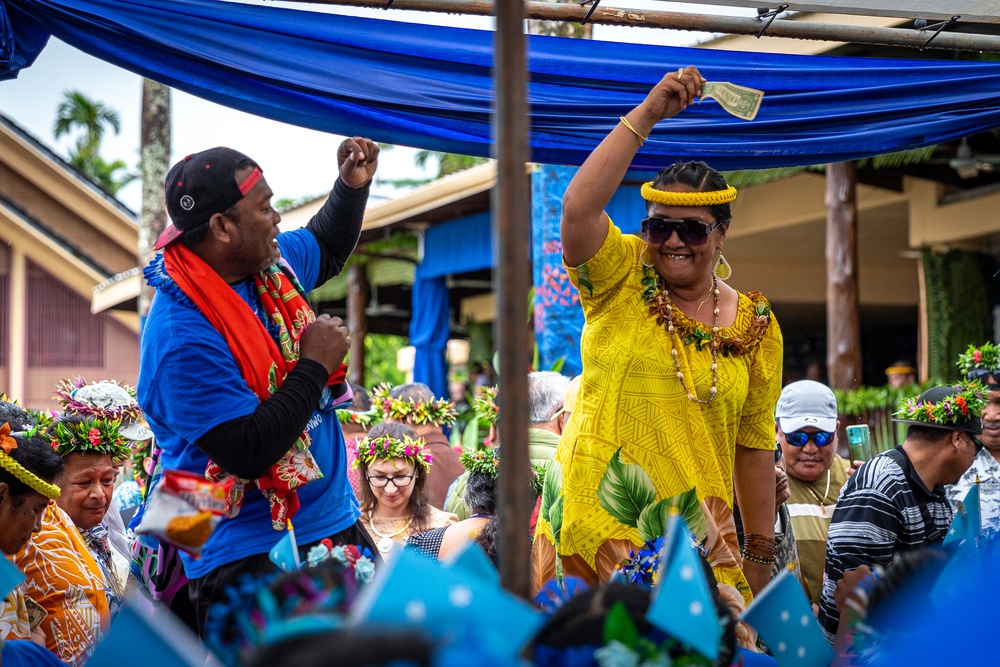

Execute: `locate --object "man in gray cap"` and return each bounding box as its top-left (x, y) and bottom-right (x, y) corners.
top-left (816, 384), bottom-right (986, 642)
top-left (776, 380), bottom-right (850, 606)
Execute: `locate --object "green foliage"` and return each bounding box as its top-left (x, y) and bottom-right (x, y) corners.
top-left (275, 194), bottom-right (322, 212)
top-left (833, 382), bottom-right (930, 416)
top-left (362, 334), bottom-right (407, 388)
top-left (635, 489), bottom-right (706, 545)
top-left (414, 150), bottom-right (490, 179)
top-left (721, 146), bottom-right (935, 189)
top-left (833, 380), bottom-right (938, 452)
top-left (923, 248), bottom-right (995, 381)
top-left (603, 602), bottom-right (640, 648)
top-left (53, 90), bottom-right (136, 195)
top-left (597, 448), bottom-right (657, 529)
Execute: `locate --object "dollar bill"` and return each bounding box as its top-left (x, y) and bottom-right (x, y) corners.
top-left (700, 81), bottom-right (764, 121)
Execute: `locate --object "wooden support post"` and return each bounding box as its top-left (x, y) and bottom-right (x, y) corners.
top-left (917, 257), bottom-right (929, 384)
top-left (825, 162), bottom-right (862, 390)
top-left (9, 246), bottom-right (26, 402)
top-left (347, 263), bottom-right (369, 388)
top-left (494, 0), bottom-right (532, 599)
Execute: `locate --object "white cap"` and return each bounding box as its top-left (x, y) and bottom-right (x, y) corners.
top-left (775, 380), bottom-right (838, 433)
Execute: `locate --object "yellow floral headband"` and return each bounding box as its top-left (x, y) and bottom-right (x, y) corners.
top-left (640, 182), bottom-right (737, 207)
top-left (0, 423), bottom-right (61, 500)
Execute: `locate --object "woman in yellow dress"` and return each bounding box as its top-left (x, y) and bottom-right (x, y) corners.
top-left (533, 66), bottom-right (782, 606)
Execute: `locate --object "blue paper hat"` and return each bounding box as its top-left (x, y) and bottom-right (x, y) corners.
top-left (741, 567), bottom-right (834, 667)
top-left (269, 524), bottom-right (301, 573)
top-left (646, 512), bottom-right (722, 660)
top-left (351, 548), bottom-right (542, 660)
top-left (872, 539), bottom-right (1000, 664)
top-left (89, 603), bottom-right (215, 667)
top-left (0, 556), bottom-right (25, 599)
top-left (443, 539), bottom-right (499, 585)
top-left (943, 482), bottom-right (982, 546)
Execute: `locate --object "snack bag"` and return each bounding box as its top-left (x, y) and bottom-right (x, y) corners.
top-left (137, 469), bottom-right (233, 558)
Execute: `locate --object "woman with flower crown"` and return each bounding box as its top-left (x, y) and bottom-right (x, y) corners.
top-left (533, 66), bottom-right (783, 606)
top-left (14, 415), bottom-right (134, 665)
top-left (354, 423), bottom-right (457, 557)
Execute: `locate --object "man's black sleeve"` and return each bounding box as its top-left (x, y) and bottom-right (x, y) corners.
top-left (306, 178), bottom-right (370, 285)
top-left (194, 359), bottom-right (329, 480)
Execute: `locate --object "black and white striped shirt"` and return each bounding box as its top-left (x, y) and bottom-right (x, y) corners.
top-left (816, 446), bottom-right (953, 642)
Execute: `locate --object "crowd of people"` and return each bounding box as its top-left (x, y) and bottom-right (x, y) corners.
top-left (1, 66), bottom-right (998, 667)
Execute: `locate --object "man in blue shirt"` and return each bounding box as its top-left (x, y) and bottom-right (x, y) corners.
top-left (138, 139), bottom-right (379, 631)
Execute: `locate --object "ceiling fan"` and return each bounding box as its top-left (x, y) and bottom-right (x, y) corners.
top-left (948, 137), bottom-right (1000, 179)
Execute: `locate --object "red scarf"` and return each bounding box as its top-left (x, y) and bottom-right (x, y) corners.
top-left (163, 243), bottom-right (346, 529)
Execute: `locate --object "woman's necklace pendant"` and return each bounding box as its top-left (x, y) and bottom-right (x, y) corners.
top-left (377, 535), bottom-right (395, 555)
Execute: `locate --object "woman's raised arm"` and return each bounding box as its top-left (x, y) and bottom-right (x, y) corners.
top-left (560, 66), bottom-right (705, 267)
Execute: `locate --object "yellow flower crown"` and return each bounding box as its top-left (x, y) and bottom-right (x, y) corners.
top-left (0, 423), bottom-right (61, 500)
top-left (640, 182), bottom-right (737, 207)
top-left (371, 383), bottom-right (457, 427)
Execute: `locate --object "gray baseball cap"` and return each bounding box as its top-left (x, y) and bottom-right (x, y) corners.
top-left (775, 380), bottom-right (838, 433)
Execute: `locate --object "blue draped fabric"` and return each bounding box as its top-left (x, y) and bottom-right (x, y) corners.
top-left (409, 273), bottom-right (449, 399)
top-left (4, 0), bottom-right (1000, 169)
top-left (420, 212), bottom-right (493, 280)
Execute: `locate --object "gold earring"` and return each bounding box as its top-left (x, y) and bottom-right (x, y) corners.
top-left (640, 248), bottom-right (653, 268)
top-left (714, 253), bottom-right (732, 281)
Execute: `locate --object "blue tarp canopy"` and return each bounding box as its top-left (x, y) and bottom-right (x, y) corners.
top-left (4, 0), bottom-right (1000, 170)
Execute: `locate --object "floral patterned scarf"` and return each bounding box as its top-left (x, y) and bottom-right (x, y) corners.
top-left (163, 243), bottom-right (345, 529)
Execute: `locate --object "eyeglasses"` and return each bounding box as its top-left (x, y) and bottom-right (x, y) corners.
top-left (784, 431), bottom-right (836, 447)
top-left (774, 445), bottom-right (783, 463)
top-left (640, 217), bottom-right (724, 247)
top-left (968, 368), bottom-right (1000, 385)
top-left (366, 474), bottom-right (414, 488)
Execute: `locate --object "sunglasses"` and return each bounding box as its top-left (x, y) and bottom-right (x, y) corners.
top-left (784, 430), bottom-right (835, 447)
top-left (968, 368), bottom-right (1000, 384)
top-left (640, 217), bottom-right (724, 247)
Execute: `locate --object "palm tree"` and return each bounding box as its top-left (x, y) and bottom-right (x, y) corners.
top-left (53, 90), bottom-right (136, 195)
top-left (54, 90), bottom-right (121, 163)
top-left (414, 150), bottom-right (490, 179)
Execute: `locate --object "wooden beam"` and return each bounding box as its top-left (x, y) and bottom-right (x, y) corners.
top-left (494, 0), bottom-right (533, 599)
top-left (825, 162), bottom-right (863, 390)
top-left (674, 1), bottom-right (1000, 25)
top-left (294, 0), bottom-right (1000, 51)
top-left (9, 246), bottom-right (26, 402)
top-left (347, 263), bottom-right (369, 387)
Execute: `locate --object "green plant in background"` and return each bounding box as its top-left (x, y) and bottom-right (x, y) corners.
top-left (362, 334), bottom-right (407, 388)
top-left (834, 380), bottom-right (938, 452)
top-left (923, 248), bottom-right (995, 382)
top-left (53, 90), bottom-right (137, 195)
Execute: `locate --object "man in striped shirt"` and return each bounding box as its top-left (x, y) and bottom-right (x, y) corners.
top-left (816, 385), bottom-right (985, 642)
top-left (776, 380), bottom-right (850, 606)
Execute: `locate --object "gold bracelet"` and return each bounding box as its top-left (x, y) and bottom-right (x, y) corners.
top-left (619, 116), bottom-right (647, 146)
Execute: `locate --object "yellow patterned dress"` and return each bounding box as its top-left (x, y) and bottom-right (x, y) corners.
top-left (13, 503), bottom-right (109, 665)
top-left (534, 221), bottom-right (783, 603)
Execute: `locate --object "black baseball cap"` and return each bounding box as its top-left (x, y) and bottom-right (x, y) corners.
top-left (156, 147), bottom-right (262, 250)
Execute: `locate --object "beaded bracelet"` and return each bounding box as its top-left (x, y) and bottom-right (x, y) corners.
top-left (741, 550), bottom-right (776, 566)
top-left (743, 533), bottom-right (778, 558)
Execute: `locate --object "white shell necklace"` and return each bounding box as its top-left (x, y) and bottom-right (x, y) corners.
top-left (367, 511), bottom-right (412, 556)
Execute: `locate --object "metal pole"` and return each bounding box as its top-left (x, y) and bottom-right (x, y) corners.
top-left (494, 0), bottom-right (532, 599)
top-left (296, 0), bottom-right (1000, 52)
